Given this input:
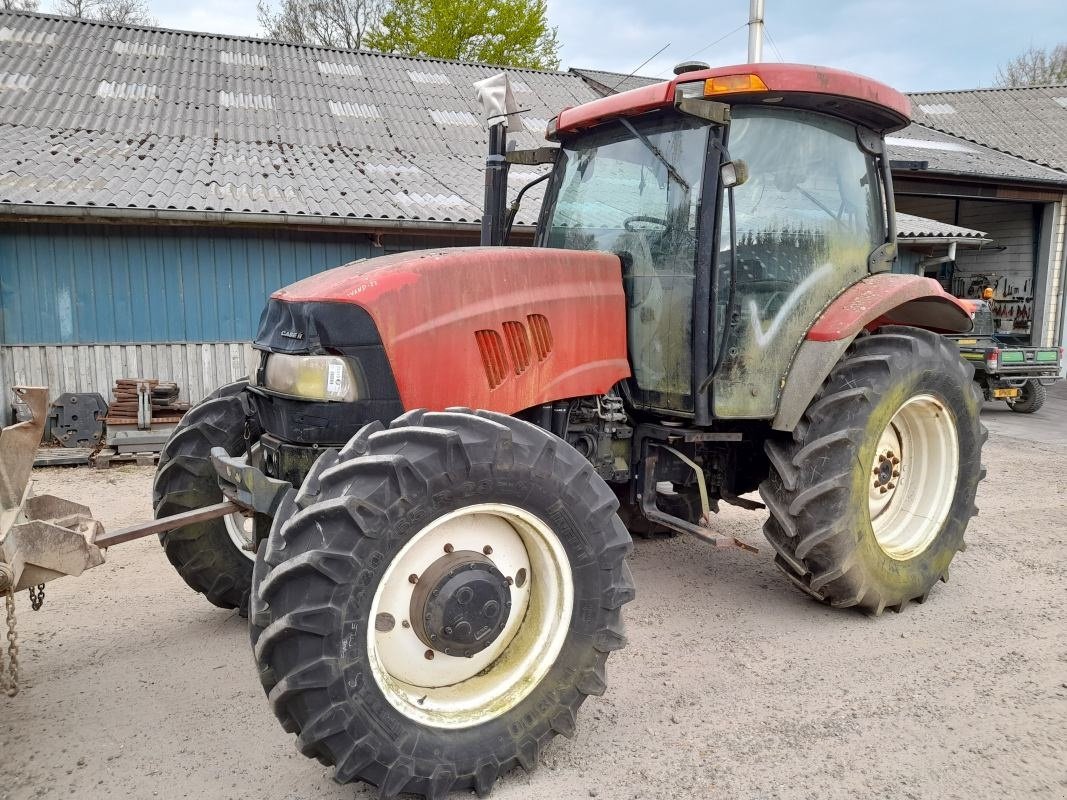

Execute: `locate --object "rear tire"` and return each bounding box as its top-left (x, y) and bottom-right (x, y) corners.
top-left (1007, 380), bottom-right (1045, 414)
top-left (760, 327), bottom-right (986, 614)
top-left (250, 409), bottom-right (633, 799)
top-left (153, 380), bottom-right (260, 611)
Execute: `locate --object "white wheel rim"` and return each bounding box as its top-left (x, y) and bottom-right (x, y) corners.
top-left (367, 503), bottom-right (573, 729)
top-left (223, 443), bottom-right (259, 561)
top-left (223, 510), bottom-right (256, 560)
top-left (868, 394), bottom-right (959, 560)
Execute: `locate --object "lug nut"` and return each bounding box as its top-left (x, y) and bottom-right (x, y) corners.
top-left (483, 545), bottom-right (493, 555)
top-left (879, 486), bottom-right (888, 494)
top-left (892, 470), bottom-right (900, 478)
top-left (408, 573), bottom-right (418, 584)
top-left (887, 482), bottom-right (896, 490)
top-left (444, 543), bottom-right (454, 553)
top-left (401, 620), bottom-right (410, 629)
top-left (424, 650), bottom-right (434, 660)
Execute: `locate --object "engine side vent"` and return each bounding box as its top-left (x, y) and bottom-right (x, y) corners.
top-left (527, 314), bottom-right (553, 361)
top-left (501, 321), bottom-right (532, 374)
top-left (475, 329), bottom-right (509, 389)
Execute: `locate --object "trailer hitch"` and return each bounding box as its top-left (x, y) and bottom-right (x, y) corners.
top-left (93, 449), bottom-right (294, 550)
top-left (210, 448), bottom-right (293, 519)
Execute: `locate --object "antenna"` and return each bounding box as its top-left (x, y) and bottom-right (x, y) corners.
top-left (747, 0), bottom-right (765, 63)
top-left (609, 42), bottom-right (672, 92)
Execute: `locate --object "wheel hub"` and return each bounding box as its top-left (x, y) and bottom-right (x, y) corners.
top-left (872, 449), bottom-right (900, 493)
top-left (410, 551), bottom-right (512, 657)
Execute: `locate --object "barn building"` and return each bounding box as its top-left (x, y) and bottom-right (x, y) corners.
top-left (1, 11), bottom-right (1065, 422)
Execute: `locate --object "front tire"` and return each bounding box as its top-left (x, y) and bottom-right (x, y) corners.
top-left (1007, 380), bottom-right (1046, 414)
top-left (250, 409), bottom-right (633, 798)
top-left (760, 327), bottom-right (986, 614)
top-left (153, 380), bottom-right (260, 610)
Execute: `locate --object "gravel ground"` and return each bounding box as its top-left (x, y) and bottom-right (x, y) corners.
top-left (2, 387), bottom-right (1065, 800)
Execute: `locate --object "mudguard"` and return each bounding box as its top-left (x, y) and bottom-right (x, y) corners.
top-left (772, 274), bottom-right (974, 431)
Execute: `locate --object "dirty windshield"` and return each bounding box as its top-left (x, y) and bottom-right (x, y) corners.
top-left (544, 113), bottom-right (711, 411)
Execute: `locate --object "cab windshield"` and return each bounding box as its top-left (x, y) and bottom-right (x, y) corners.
top-left (542, 112), bottom-right (713, 412)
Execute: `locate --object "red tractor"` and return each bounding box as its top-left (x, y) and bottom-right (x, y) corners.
top-left (153, 64), bottom-right (984, 798)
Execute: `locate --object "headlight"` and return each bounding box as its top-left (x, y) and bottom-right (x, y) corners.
top-left (263, 354), bottom-right (362, 402)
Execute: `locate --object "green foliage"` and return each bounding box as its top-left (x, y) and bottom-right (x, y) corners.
top-left (994, 43), bottom-right (1067, 87)
top-left (365, 0), bottom-right (560, 70)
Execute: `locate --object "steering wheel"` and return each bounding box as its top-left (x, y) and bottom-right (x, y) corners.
top-left (743, 279), bottom-right (796, 295)
top-left (624, 215), bottom-right (670, 232)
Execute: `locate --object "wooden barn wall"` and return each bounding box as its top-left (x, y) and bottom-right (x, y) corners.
top-left (0, 221), bottom-right (478, 421)
top-left (0, 341), bottom-right (258, 411)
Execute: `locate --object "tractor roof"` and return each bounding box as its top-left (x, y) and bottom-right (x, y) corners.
top-left (553, 63), bottom-right (912, 138)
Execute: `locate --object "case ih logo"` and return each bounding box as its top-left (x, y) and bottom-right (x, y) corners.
top-left (475, 315), bottom-right (553, 389)
top-left (280, 329), bottom-right (304, 340)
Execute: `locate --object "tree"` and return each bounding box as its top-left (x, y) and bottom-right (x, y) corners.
top-left (257, 0), bottom-right (386, 50)
top-left (994, 43), bottom-right (1067, 87)
top-left (51, 0), bottom-right (155, 24)
top-left (365, 0), bottom-right (560, 69)
top-left (2, 0), bottom-right (40, 10)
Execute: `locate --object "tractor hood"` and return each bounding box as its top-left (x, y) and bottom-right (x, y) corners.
top-left (261, 247), bottom-right (630, 415)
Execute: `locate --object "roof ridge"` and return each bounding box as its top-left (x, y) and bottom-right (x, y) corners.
top-left (0, 8), bottom-right (572, 77)
top-left (909, 83), bottom-right (1067, 96)
top-left (571, 67), bottom-right (657, 79)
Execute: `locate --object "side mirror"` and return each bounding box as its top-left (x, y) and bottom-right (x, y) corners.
top-left (720, 160), bottom-right (749, 188)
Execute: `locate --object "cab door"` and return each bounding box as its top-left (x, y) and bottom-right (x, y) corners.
top-left (712, 107), bottom-right (886, 418)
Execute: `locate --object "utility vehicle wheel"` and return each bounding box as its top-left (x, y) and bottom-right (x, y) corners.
top-left (1007, 380), bottom-right (1045, 414)
top-left (761, 327), bottom-right (986, 614)
top-left (249, 409), bottom-right (633, 799)
top-left (153, 380), bottom-right (261, 610)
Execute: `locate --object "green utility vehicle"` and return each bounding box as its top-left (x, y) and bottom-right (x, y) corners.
top-left (952, 300), bottom-right (1063, 413)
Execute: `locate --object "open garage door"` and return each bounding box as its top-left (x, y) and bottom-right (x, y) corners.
top-left (897, 196), bottom-right (1042, 345)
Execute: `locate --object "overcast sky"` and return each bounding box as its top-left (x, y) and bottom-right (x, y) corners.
top-left (147, 0), bottom-right (1066, 92)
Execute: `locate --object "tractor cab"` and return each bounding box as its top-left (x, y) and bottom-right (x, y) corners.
top-left (533, 64), bottom-right (909, 424)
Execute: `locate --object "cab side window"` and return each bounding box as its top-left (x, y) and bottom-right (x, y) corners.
top-left (714, 107), bottom-right (884, 418)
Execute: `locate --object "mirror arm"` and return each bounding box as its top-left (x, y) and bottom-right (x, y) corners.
top-left (675, 96), bottom-right (731, 125)
top-left (503, 172), bottom-right (553, 245)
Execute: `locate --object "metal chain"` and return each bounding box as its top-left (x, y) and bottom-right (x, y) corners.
top-left (3, 589), bottom-right (18, 697)
top-left (28, 583), bottom-right (45, 611)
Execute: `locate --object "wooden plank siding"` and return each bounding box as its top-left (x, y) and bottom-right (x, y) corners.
top-left (0, 341), bottom-right (258, 412)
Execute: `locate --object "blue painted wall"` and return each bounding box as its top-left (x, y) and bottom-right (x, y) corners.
top-left (0, 223), bottom-right (469, 345)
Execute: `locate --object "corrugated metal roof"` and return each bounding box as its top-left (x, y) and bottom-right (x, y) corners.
top-left (886, 122), bottom-right (1066, 184)
top-left (1, 10), bottom-right (1063, 229)
top-left (896, 212), bottom-right (989, 242)
top-left (0, 10), bottom-right (596, 226)
top-left (909, 84), bottom-right (1067, 173)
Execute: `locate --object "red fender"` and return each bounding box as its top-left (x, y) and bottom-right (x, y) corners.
top-left (807, 274), bottom-right (973, 341)
top-left (771, 274), bottom-right (973, 431)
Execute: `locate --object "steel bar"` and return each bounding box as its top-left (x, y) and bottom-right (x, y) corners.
top-left (93, 501), bottom-right (238, 548)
